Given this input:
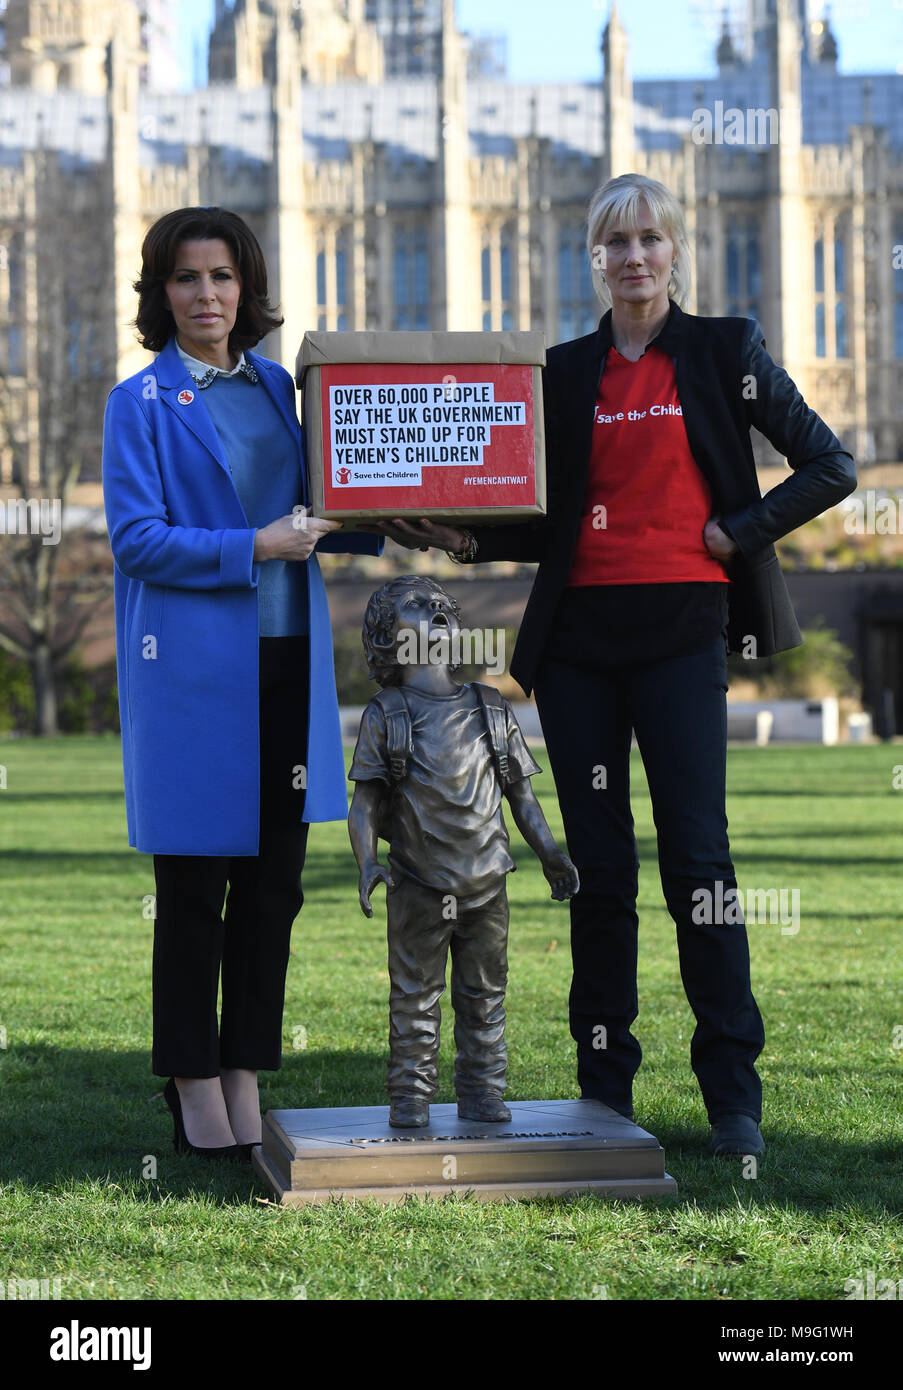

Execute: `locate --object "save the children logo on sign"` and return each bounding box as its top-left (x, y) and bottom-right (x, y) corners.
top-left (318, 362), bottom-right (537, 513)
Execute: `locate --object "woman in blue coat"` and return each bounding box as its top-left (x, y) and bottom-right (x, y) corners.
top-left (102, 206), bottom-right (381, 1159)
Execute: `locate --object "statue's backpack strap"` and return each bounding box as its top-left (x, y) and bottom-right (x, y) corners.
top-left (372, 686), bottom-right (413, 783)
top-left (472, 683), bottom-right (511, 789)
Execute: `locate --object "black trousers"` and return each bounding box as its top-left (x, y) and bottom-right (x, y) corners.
top-left (385, 873), bottom-right (509, 1101)
top-left (151, 637), bottom-right (310, 1078)
top-left (533, 635), bottom-right (765, 1124)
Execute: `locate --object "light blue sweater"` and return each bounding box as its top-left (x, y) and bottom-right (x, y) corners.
top-left (200, 371), bottom-right (309, 636)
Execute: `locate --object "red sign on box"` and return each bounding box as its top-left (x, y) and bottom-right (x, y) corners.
top-left (315, 362), bottom-right (541, 519)
top-left (322, 362), bottom-right (537, 510)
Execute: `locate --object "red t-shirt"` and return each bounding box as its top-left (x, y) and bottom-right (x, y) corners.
top-left (568, 345), bottom-right (729, 586)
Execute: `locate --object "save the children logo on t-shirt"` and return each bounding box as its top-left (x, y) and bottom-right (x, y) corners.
top-left (594, 402), bottom-right (683, 424)
top-left (592, 347), bottom-right (685, 429)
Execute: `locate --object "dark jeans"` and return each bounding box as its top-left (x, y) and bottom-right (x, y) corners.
top-left (151, 636), bottom-right (310, 1078)
top-left (533, 635), bottom-right (764, 1124)
top-left (385, 872), bottom-right (509, 1101)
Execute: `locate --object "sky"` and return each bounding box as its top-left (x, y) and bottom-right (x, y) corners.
top-left (177, 0), bottom-right (903, 88)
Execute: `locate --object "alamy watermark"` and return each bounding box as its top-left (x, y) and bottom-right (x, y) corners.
top-left (840, 491), bottom-right (903, 534)
top-left (397, 622), bottom-right (505, 678)
top-left (49, 1322), bottom-right (151, 1369)
top-left (1, 1276), bottom-right (63, 1299)
top-left (0, 497), bottom-right (62, 546)
top-left (691, 882), bottom-right (800, 935)
top-left (844, 1269), bottom-right (902, 1299)
top-left (691, 103), bottom-right (801, 146)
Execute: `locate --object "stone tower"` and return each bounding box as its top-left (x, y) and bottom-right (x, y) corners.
top-left (5, 0), bottom-right (127, 92)
top-left (601, 1), bottom-right (634, 182)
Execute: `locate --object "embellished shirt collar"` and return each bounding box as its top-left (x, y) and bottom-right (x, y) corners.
top-left (174, 338), bottom-right (260, 388)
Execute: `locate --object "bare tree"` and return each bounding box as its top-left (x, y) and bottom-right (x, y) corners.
top-left (0, 144), bottom-right (116, 735)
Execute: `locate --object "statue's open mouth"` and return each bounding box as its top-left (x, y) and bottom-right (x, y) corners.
top-left (429, 612), bottom-right (449, 629)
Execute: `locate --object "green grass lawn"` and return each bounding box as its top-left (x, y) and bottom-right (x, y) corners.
top-left (0, 735), bottom-right (901, 1301)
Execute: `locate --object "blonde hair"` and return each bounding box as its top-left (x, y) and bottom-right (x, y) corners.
top-left (586, 174), bottom-right (691, 311)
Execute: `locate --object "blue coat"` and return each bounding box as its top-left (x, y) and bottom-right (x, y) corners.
top-left (102, 334), bottom-right (381, 855)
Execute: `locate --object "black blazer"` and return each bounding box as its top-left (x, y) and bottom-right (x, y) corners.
top-left (465, 299), bottom-right (857, 697)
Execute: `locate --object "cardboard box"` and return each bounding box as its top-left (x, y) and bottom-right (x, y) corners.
top-left (296, 330), bottom-right (546, 523)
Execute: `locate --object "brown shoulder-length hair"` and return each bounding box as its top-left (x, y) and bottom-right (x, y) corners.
top-left (132, 206), bottom-right (284, 353)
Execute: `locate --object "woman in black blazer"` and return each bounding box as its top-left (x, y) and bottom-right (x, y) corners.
top-left (382, 173), bottom-right (856, 1157)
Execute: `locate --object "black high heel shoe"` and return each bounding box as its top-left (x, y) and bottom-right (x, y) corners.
top-left (163, 1077), bottom-right (246, 1162)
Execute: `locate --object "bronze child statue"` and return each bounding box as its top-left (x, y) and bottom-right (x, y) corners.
top-left (348, 575), bottom-right (579, 1129)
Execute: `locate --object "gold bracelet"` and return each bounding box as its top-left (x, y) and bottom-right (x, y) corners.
top-left (446, 530), bottom-right (477, 564)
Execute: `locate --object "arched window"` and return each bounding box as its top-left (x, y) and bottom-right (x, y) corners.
top-left (725, 221), bottom-right (760, 320)
top-left (393, 225), bottom-right (429, 329)
top-left (556, 224), bottom-right (596, 344)
top-left (894, 215), bottom-right (903, 359)
top-left (336, 246), bottom-right (347, 306)
top-left (480, 225), bottom-right (517, 331)
top-left (500, 244), bottom-right (511, 303)
top-left (315, 227), bottom-right (350, 330)
top-left (726, 238), bottom-right (740, 299)
top-left (834, 301), bottom-right (847, 359)
top-left (833, 229), bottom-right (848, 357)
top-left (3, 231), bottom-right (23, 375)
top-left (747, 236), bottom-right (761, 299)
